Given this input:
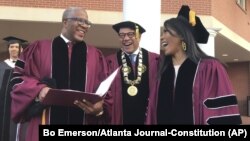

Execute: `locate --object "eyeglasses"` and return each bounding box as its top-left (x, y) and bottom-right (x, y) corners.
top-left (118, 32), bottom-right (135, 39)
top-left (66, 18), bottom-right (92, 27)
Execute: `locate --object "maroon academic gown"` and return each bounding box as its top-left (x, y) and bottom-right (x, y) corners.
top-left (106, 49), bottom-right (159, 124)
top-left (157, 58), bottom-right (241, 124)
top-left (10, 37), bottom-right (111, 141)
top-left (193, 59), bottom-right (241, 124)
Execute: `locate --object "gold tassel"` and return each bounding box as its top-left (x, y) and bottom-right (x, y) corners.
top-left (135, 25), bottom-right (139, 39)
top-left (41, 109), bottom-right (46, 125)
top-left (189, 10), bottom-right (196, 26)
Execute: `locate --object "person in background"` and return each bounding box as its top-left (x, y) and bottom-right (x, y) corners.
top-left (0, 36), bottom-right (26, 87)
top-left (0, 36), bottom-right (27, 141)
top-left (10, 7), bottom-right (112, 141)
top-left (106, 21), bottom-right (159, 124)
top-left (157, 5), bottom-right (242, 124)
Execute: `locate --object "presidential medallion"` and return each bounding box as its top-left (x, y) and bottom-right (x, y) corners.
top-left (127, 85), bottom-right (138, 96)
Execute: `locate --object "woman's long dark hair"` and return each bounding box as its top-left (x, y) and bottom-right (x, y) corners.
top-left (159, 16), bottom-right (213, 77)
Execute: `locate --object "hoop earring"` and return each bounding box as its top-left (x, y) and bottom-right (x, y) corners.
top-left (182, 41), bottom-right (186, 51)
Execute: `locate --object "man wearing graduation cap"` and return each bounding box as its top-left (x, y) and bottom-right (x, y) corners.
top-left (0, 36), bottom-right (25, 86)
top-left (0, 36), bottom-right (26, 141)
top-left (157, 5), bottom-right (241, 124)
top-left (106, 21), bottom-right (159, 124)
top-left (10, 7), bottom-right (111, 141)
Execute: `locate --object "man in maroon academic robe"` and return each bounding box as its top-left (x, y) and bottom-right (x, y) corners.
top-left (106, 21), bottom-right (159, 124)
top-left (10, 7), bottom-right (111, 141)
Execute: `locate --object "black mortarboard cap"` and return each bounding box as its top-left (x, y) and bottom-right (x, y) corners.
top-left (3, 36), bottom-right (27, 43)
top-left (177, 5), bottom-right (209, 44)
top-left (112, 21), bottom-right (146, 34)
top-left (178, 5), bottom-right (190, 22)
top-left (3, 36), bottom-right (28, 48)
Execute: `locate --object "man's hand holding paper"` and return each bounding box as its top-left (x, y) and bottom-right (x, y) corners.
top-left (41, 67), bottom-right (120, 114)
top-left (74, 99), bottom-right (104, 116)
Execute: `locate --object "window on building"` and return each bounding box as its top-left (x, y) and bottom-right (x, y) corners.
top-left (236, 0), bottom-right (247, 11)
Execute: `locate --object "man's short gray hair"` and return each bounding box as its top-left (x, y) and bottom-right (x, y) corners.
top-left (62, 7), bottom-right (86, 21)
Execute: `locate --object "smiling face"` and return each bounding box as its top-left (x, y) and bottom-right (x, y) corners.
top-left (8, 43), bottom-right (21, 59)
top-left (118, 27), bottom-right (140, 54)
top-left (62, 8), bottom-right (91, 43)
top-left (161, 27), bottom-right (183, 56)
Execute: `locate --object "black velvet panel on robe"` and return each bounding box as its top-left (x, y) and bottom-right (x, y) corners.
top-left (0, 69), bottom-right (13, 141)
top-left (117, 48), bottom-right (149, 124)
top-left (157, 58), bottom-right (197, 124)
top-left (51, 36), bottom-right (86, 124)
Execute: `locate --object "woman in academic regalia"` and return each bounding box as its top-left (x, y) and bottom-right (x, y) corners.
top-left (157, 5), bottom-right (242, 125)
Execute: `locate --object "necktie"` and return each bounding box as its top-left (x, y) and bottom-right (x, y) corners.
top-left (129, 54), bottom-right (137, 76)
top-left (67, 42), bottom-right (73, 64)
top-left (129, 54), bottom-right (136, 65)
top-left (67, 42), bottom-right (73, 87)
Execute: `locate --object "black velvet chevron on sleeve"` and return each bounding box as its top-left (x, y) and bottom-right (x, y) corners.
top-left (204, 95), bottom-right (238, 109)
top-left (207, 115), bottom-right (242, 125)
